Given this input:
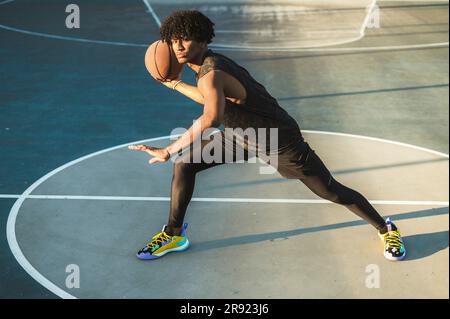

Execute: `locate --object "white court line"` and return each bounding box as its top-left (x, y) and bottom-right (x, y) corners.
top-left (0, 194), bottom-right (21, 199)
top-left (6, 131), bottom-right (450, 299)
top-left (309, 130), bottom-right (449, 158)
top-left (142, 0), bottom-right (161, 27)
top-left (360, 0), bottom-right (377, 36)
top-left (208, 41), bottom-right (444, 51)
top-left (0, 24), bottom-right (146, 47)
top-left (0, 194), bottom-right (448, 206)
top-left (0, 0), bottom-right (14, 5)
top-left (0, 23), bottom-right (448, 51)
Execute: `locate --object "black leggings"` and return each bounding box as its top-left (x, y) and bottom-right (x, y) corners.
top-left (166, 132), bottom-right (387, 233)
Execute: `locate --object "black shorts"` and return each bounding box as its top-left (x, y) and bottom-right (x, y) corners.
top-left (174, 131), bottom-right (331, 181)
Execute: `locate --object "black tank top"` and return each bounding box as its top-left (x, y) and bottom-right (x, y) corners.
top-left (195, 49), bottom-right (304, 150)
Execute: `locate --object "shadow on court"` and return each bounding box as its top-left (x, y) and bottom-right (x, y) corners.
top-left (188, 206), bottom-right (449, 259)
top-left (209, 157), bottom-right (449, 190)
top-left (403, 230), bottom-right (449, 261)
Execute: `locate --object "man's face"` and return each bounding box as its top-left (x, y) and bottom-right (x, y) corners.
top-left (171, 38), bottom-right (206, 64)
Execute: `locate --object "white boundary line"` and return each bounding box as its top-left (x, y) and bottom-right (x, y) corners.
top-left (0, 24), bottom-right (146, 47)
top-left (208, 41), bottom-right (449, 51)
top-left (209, 36), bottom-right (366, 50)
top-left (6, 130), bottom-right (450, 299)
top-left (0, 0), bottom-right (14, 5)
top-left (142, 0), bottom-right (161, 27)
top-left (0, 194), bottom-right (21, 199)
top-left (360, 0), bottom-right (377, 37)
top-left (0, 22), bottom-right (447, 52)
top-left (0, 194), bottom-right (448, 206)
top-left (308, 130), bottom-right (449, 158)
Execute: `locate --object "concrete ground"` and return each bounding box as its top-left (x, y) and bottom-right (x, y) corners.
top-left (0, 0), bottom-right (448, 298)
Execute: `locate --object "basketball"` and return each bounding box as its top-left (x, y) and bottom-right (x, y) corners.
top-left (145, 40), bottom-right (183, 82)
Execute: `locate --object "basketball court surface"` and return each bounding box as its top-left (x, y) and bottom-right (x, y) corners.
top-left (0, 0), bottom-right (448, 299)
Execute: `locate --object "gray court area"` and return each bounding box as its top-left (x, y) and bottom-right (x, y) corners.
top-left (0, 0), bottom-right (448, 298)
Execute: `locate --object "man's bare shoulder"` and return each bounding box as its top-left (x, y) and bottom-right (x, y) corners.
top-left (198, 69), bottom-right (225, 92)
top-left (197, 56), bottom-right (220, 79)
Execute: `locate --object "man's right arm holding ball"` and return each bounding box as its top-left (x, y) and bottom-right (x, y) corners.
top-left (160, 77), bottom-right (205, 105)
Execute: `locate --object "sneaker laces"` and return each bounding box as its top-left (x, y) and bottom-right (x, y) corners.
top-left (383, 230), bottom-right (403, 248)
top-left (147, 232), bottom-right (172, 250)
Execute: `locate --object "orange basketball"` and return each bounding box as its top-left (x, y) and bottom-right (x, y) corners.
top-left (145, 40), bottom-right (183, 82)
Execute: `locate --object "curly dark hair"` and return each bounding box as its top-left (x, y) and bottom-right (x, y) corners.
top-left (160, 10), bottom-right (215, 44)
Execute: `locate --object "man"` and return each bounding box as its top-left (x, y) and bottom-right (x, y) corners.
top-left (129, 10), bottom-right (406, 261)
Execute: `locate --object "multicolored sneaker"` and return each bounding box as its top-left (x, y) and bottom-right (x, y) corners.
top-left (378, 218), bottom-right (406, 261)
top-left (136, 223), bottom-right (190, 260)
